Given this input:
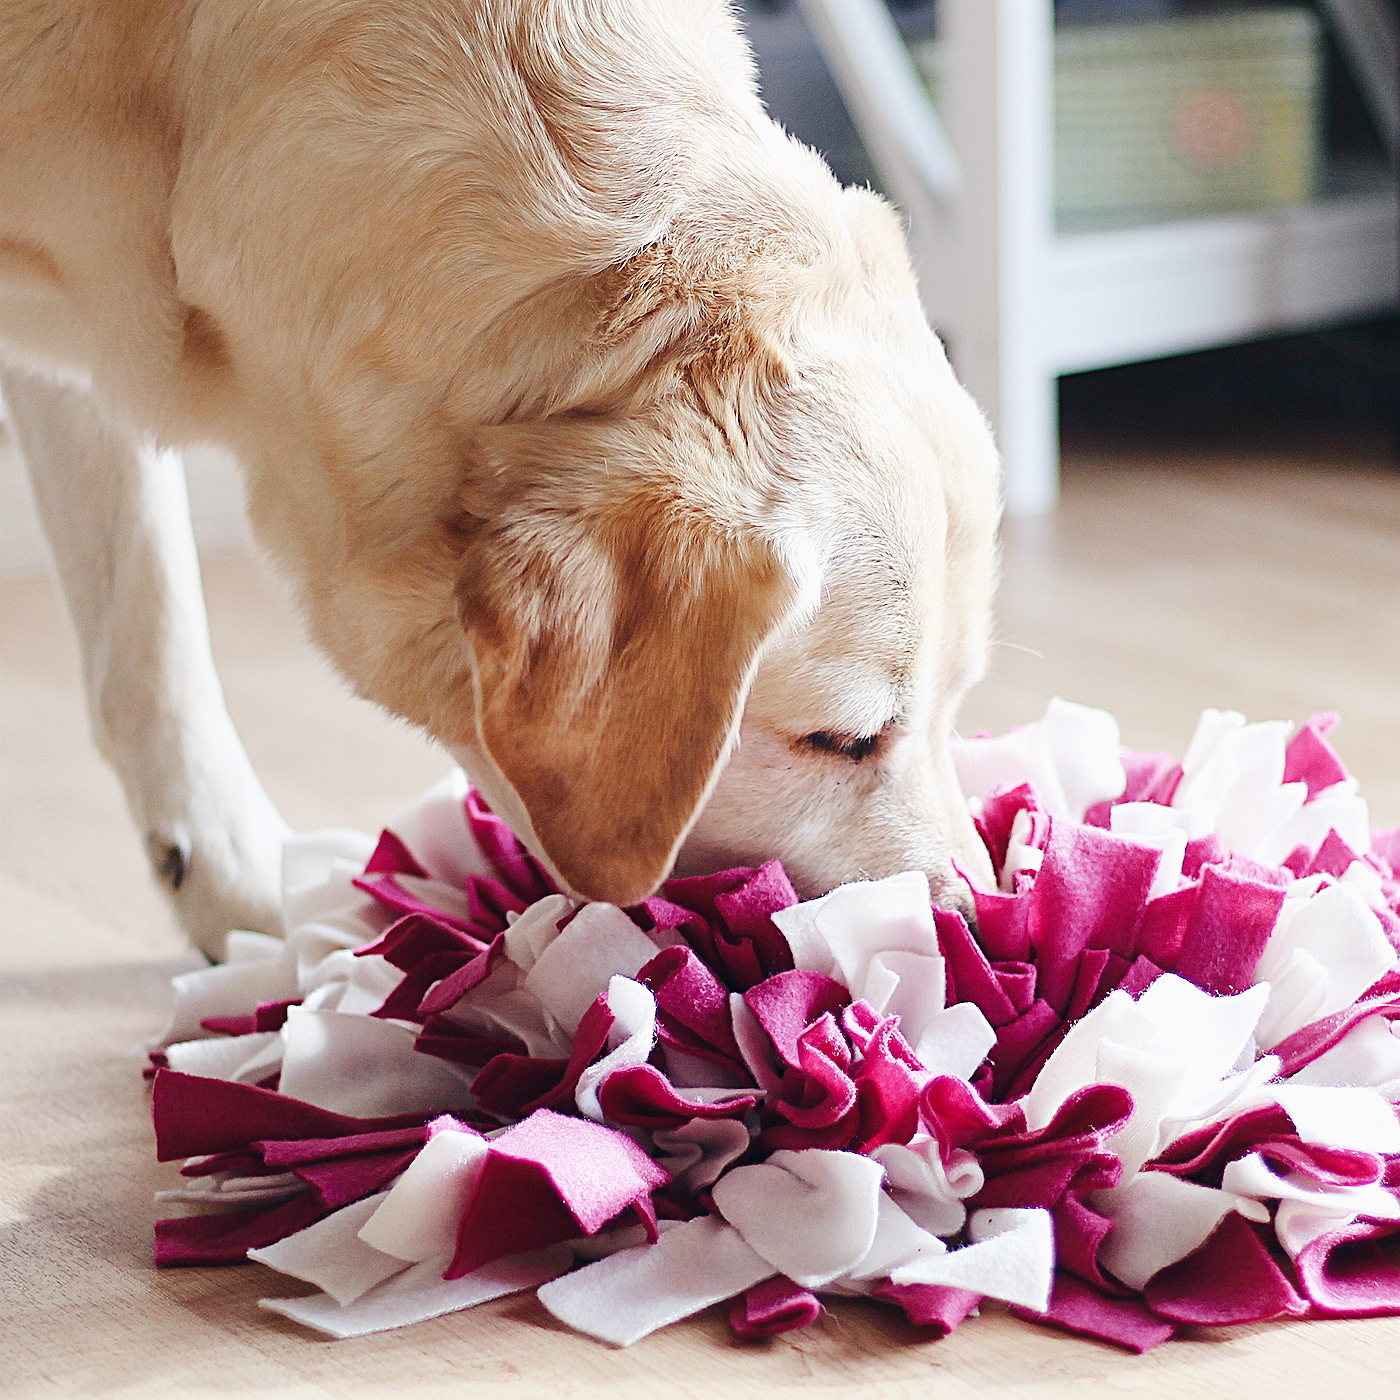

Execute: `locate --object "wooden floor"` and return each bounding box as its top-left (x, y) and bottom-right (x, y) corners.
top-left (2, 414), bottom-right (1399, 1399)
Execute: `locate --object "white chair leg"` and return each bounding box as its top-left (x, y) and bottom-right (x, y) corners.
top-left (800, 0), bottom-right (1061, 516)
top-left (941, 0), bottom-right (1059, 518)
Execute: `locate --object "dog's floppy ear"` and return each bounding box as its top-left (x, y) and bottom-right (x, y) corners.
top-left (455, 417), bottom-right (807, 907)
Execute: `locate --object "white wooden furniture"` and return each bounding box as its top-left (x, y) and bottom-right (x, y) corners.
top-left (800, 0), bottom-right (1400, 516)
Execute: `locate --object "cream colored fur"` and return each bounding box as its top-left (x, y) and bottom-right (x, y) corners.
top-left (0, 0), bottom-right (1000, 957)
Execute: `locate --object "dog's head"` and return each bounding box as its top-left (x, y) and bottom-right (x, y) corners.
top-left (162, 8), bottom-right (998, 914)
top-left (445, 194), bottom-right (1000, 913)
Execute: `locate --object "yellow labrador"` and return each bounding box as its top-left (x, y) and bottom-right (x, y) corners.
top-left (0, 0), bottom-right (1000, 957)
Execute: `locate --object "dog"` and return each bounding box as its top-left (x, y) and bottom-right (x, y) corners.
top-left (0, 0), bottom-right (1000, 959)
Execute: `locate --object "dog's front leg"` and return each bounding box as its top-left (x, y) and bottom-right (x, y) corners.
top-left (3, 366), bottom-right (289, 959)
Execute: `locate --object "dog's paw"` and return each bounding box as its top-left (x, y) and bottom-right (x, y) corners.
top-left (144, 797), bottom-right (291, 962)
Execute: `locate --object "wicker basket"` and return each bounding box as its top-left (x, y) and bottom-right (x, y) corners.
top-left (910, 7), bottom-right (1321, 230)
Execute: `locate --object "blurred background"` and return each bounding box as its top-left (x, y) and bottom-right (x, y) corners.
top-left (742, 0), bottom-right (1399, 513)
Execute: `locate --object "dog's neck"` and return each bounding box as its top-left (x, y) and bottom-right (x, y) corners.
top-left (3, 1), bottom-right (824, 400)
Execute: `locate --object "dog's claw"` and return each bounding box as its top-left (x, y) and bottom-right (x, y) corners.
top-left (146, 833), bottom-right (190, 891)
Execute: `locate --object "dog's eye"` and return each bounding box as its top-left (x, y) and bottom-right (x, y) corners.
top-left (800, 730), bottom-right (881, 762)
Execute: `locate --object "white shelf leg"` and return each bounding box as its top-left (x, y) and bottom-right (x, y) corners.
top-left (942, 0), bottom-right (1058, 517)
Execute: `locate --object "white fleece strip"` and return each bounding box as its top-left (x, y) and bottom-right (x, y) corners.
top-left (536, 1215), bottom-right (774, 1347)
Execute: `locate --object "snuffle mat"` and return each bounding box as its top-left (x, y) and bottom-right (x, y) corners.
top-left (149, 699), bottom-right (1400, 1352)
